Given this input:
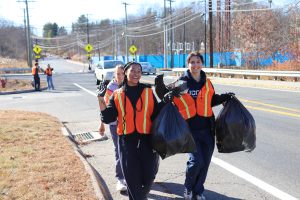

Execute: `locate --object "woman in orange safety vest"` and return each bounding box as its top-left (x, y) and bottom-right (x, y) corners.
top-left (164, 52), bottom-right (234, 200)
top-left (97, 62), bottom-right (165, 200)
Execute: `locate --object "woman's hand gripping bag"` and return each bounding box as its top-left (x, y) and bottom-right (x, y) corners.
top-left (215, 96), bottom-right (256, 153)
top-left (151, 103), bottom-right (196, 159)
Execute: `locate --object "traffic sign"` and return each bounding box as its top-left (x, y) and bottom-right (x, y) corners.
top-left (129, 45), bottom-right (137, 55)
top-left (85, 44), bottom-right (93, 53)
top-left (86, 53), bottom-right (91, 60)
top-left (35, 55), bottom-right (41, 59)
top-left (33, 45), bottom-right (42, 54)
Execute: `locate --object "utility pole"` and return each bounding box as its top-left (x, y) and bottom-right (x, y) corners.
top-left (163, 0), bottom-right (168, 69)
top-left (86, 14), bottom-right (90, 44)
top-left (23, 8), bottom-right (29, 67)
top-left (112, 20), bottom-right (115, 59)
top-left (183, 9), bottom-right (186, 67)
top-left (123, 2), bottom-right (129, 63)
top-left (86, 14), bottom-right (91, 70)
top-left (204, 0), bottom-right (207, 66)
top-left (209, 0), bottom-right (213, 68)
top-left (25, 0), bottom-right (32, 67)
top-left (167, 0), bottom-right (175, 68)
top-left (115, 23), bottom-right (118, 59)
top-left (17, 0), bottom-right (33, 67)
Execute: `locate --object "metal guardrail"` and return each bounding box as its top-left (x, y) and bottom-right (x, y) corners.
top-left (0, 68), bottom-right (32, 74)
top-left (172, 68), bottom-right (300, 81)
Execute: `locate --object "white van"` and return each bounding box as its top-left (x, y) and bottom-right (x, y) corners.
top-left (94, 60), bottom-right (124, 85)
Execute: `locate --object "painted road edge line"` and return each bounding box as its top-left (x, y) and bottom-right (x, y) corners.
top-left (74, 83), bottom-right (96, 97)
top-left (74, 83), bottom-right (298, 200)
top-left (212, 157), bottom-right (298, 200)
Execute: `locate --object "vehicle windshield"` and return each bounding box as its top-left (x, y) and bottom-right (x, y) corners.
top-left (103, 61), bottom-right (124, 69)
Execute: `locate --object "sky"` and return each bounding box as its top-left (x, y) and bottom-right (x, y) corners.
top-left (0, 0), bottom-right (295, 36)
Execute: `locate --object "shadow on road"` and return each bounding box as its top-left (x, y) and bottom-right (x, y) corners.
top-left (150, 182), bottom-right (243, 200)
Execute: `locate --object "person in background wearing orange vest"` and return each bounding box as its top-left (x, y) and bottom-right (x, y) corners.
top-left (160, 51), bottom-right (234, 200)
top-left (97, 62), bottom-right (165, 200)
top-left (32, 62), bottom-right (40, 91)
top-left (44, 64), bottom-right (54, 90)
top-left (97, 64), bottom-right (127, 192)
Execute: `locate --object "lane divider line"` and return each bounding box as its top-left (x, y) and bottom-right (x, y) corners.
top-left (75, 82), bottom-right (298, 200)
top-left (212, 157), bottom-right (298, 200)
top-left (245, 105), bottom-right (300, 118)
top-left (240, 98), bottom-right (300, 113)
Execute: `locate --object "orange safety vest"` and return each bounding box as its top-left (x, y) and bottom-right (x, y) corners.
top-left (104, 89), bottom-right (113, 105)
top-left (173, 93), bottom-right (196, 120)
top-left (173, 78), bottom-right (215, 119)
top-left (32, 66), bottom-right (38, 75)
top-left (45, 68), bottom-right (52, 76)
top-left (113, 87), bottom-right (154, 135)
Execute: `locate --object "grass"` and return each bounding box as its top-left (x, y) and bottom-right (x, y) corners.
top-left (0, 110), bottom-right (97, 200)
top-left (0, 79), bottom-right (34, 92)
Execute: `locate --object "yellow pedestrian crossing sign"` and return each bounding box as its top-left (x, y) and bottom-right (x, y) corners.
top-left (33, 45), bottom-right (42, 54)
top-left (129, 45), bottom-right (137, 55)
top-left (85, 44), bottom-right (93, 53)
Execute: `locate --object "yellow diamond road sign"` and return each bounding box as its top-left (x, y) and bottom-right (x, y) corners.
top-left (129, 45), bottom-right (137, 54)
top-left (85, 44), bottom-right (93, 53)
top-left (33, 45), bottom-right (42, 54)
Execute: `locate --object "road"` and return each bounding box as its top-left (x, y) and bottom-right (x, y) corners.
top-left (0, 58), bottom-right (299, 200)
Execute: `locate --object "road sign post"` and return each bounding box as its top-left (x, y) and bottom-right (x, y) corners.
top-left (129, 45), bottom-right (137, 61)
top-left (85, 44), bottom-right (93, 70)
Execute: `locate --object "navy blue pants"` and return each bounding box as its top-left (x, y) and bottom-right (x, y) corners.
top-left (109, 125), bottom-right (124, 180)
top-left (118, 134), bottom-right (159, 200)
top-left (184, 129), bottom-right (215, 196)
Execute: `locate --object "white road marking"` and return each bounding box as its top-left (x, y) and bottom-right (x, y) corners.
top-left (74, 82), bottom-right (298, 200)
top-left (212, 157), bottom-right (298, 200)
top-left (73, 83), bottom-right (96, 97)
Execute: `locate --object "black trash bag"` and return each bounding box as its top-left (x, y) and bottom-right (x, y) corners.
top-left (151, 103), bottom-right (196, 159)
top-left (215, 96), bottom-right (256, 153)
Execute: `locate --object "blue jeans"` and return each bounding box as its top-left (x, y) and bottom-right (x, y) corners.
top-left (46, 76), bottom-right (54, 90)
top-left (184, 129), bottom-right (215, 196)
top-left (109, 125), bottom-right (124, 180)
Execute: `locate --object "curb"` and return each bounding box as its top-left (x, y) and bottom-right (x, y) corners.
top-left (62, 125), bottom-right (111, 200)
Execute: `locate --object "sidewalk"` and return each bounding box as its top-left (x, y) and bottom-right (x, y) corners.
top-left (63, 120), bottom-right (276, 200)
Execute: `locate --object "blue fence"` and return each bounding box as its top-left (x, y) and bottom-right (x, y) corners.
top-left (92, 52), bottom-right (292, 68)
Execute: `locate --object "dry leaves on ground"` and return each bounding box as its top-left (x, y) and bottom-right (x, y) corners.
top-left (0, 110), bottom-right (97, 200)
top-left (0, 79), bottom-right (33, 92)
